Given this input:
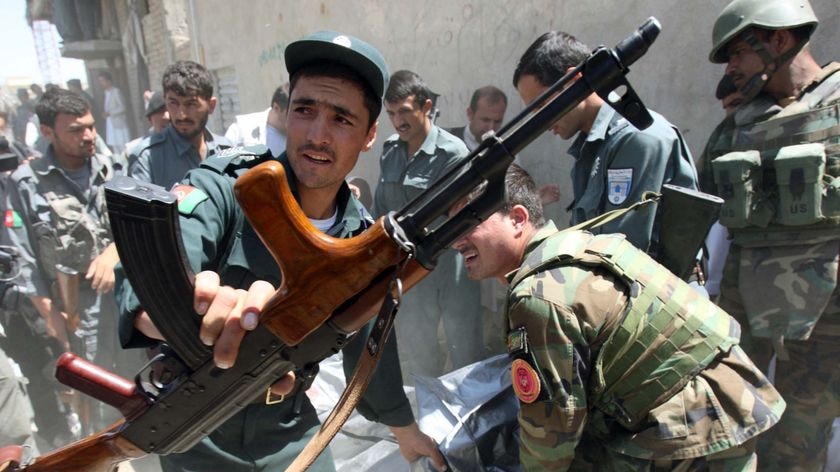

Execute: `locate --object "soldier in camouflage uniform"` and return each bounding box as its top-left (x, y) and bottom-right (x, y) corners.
top-left (451, 164), bottom-right (785, 470)
top-left (697, 1), bottom-right (840, 469)
top-left (3, 88), bottom-right (125, 433)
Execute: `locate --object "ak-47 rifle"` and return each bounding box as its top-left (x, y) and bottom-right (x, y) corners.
top-left (0, 18), bottom-right (661, 472)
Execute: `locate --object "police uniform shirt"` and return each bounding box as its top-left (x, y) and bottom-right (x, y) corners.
top-left (567, 104), bottom-right (699, 254)
top-left (373, 125), bottom-right (468, 217)
top-left (128, 125), bottom-right (231, 189)
top-left (115, 151), bottom-right (414, 427)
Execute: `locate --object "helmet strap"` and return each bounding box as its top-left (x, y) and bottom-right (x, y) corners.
top-left (738, 28), bottom-right (808, 102)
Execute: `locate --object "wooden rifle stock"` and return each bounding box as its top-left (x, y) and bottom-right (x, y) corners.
top-left (5, 354), bottom-right (149, 472)
top-left (234, 160), bottom-right (427, 346)
top-left (10, 429), bottom-right (143, 472)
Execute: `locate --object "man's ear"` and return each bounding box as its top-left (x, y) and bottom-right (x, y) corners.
top-left (421, 98), bottom-right (433, 116)
top-left (39, 124), bottom-right (54, 142)
top-left (207, 96), bottom-right (218, 114)
top-left (509, 204), bottom-right (530, 230)
top-left (466, 106), bottom-right (474, 121)
top-left (362, 120), bottom-right (378, 152)
top-left (770, 29), bottom-right (796, 56)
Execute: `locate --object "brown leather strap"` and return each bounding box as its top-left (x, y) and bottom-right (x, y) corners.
top-left (285, 289), bottom-right (401, 471)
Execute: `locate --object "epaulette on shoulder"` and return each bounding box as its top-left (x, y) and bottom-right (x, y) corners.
top-left (134, 132), bottom-right (165, 155)
top-left (201, 144), bottom-right (272, 174)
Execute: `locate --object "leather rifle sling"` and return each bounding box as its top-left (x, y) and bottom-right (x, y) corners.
top-left (285, 285), bottom-right (401, 471)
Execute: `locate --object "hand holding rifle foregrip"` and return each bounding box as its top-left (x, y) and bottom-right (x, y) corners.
top-left (1, 18), bottom-right (661, 472)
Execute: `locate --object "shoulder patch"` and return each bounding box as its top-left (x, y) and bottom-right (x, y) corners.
top-left (506, 326), bottom-right (552, 403)
top-left (606, 168), bottom-right (633, 205)
top-left (172, 185), bottom-right (209, 215)
top-left (201, 144), bottom-right (272, 175)
top-left (4, 210), bottom-right (22, 228)
top-left (506, 326), bottom-right (528, 355)
top-left (215, 144), bottom-right (270, 160)
top-left (511, 358), bottom-right (542, 404)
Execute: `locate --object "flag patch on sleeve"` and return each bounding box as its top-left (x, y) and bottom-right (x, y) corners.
top-left (172, 185), bottom-right (209, 215)
top-left (4, 210), bottom-right (21, 228)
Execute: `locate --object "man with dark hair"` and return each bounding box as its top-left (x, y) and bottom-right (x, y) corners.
top-left (128, 60), bottom-right (231, 189)
top-left (66, 78), bottom-right (103, 136)
top-left (123, 91), bottom-right (170, 164)
top-left (66, 79), bottom-right (94, 110)
top-left (225, 85), bottom-right (289, 156)
top-left (4, 88), bottom-right (124, 433)
top-left (116, 32), bottom-right (444, 471)
top-left (451, 163), bottom-right (784, 470)
top-left (699, 0), bottom-right (840, 468)
top-left (448, 85), bottom-right (507, 152)
top-left (374, 69), bottom-right (485, 380)
top-left (513, 31), bottom-right (699, 260)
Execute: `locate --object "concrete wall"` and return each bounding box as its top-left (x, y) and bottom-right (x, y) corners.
top-left (187, 0), bottom-right (839, 224)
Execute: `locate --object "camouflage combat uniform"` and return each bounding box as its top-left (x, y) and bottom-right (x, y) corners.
top-left (698, 63), bottom-right (840, 471)
top-left (505, 221), bottom-right (785, 471)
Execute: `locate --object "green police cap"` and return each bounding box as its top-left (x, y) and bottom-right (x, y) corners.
top-left (709, 0), bottom-right (818, 64)
top-left (284, 31), bottom-right (390, 100)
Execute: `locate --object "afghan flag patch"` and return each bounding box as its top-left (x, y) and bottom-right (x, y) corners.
top-left (4, 210), bottom-right (21, 228)
top-left (172, 185), bottom-right (209, 215)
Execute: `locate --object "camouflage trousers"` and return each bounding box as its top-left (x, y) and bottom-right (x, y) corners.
top-left (720, 244), bottom-right (840, 472)
top-left (572, 437), bottom-right (757, 471)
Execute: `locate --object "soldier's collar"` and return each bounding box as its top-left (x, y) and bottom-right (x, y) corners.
top-left (585, 104), bottom-right (619, 143)
top-left (166, 126), bottom-right (217, 156)
top-left (415, 124), bottom-right (442, 157)
top-left (31, 145), bottom-right (100, 177)
top-left (275, 154), bottom-right (361, 236)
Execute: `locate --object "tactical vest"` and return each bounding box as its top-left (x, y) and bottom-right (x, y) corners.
top-left (509, 231), bottom-right (739, 429)
top-left (707, 64), bottom-right (840, 343)
top-left (711, 63), bottom-right (840, 237)
top-left (33, 156), bottom-right (114, 279)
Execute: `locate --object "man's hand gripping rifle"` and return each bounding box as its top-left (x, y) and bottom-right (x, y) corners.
top-left (0, 18), bottom-right (661, 472)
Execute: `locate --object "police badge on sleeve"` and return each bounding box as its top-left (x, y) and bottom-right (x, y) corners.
top-left (607, 168), bottom-right (633, 205)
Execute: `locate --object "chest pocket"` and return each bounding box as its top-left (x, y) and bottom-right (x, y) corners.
top-left (38, 194), bottom-right (99, 275)
top-left (223, 224), bottom-right (281, 288)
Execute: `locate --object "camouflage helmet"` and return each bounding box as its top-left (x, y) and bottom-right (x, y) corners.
top-left (709, 0), bottom-right (818, 63)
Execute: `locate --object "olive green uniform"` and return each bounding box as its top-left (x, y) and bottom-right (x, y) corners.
top-left (505, 221), bottom-right (784, 471)
top-left (116, 149), bottom-right (414, 471)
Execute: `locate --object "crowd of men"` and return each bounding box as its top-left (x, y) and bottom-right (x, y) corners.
top-left (0, 0), bottom-right (837, 470)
